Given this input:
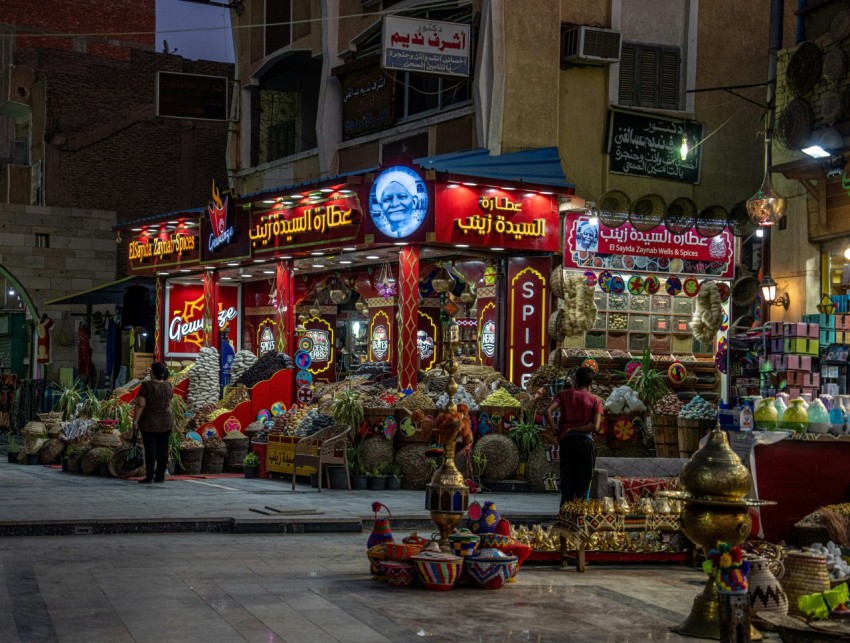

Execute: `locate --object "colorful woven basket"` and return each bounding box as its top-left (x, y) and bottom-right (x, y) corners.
top-left (384, 542), bottom-right (423, 562)
top-left (411, 552), bottom-right (463, 591)
top-left (379, 560), bottom-right (416, 587)
top-left (465, 548), bottom-right (518, 590)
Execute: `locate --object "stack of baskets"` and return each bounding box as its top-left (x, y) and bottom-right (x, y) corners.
top-left (179, 444), bottom-right (204, 474)
top-left (676, 417), bottom-right (714, 458)
top-left (224, 431), bottom-right (249, 469)
top-left (780, 551), bottom-right (831, 619)
top-left (38, 412), bottom-right (63, 438)
top-left (650, 413), bottom-right (679, 457)
top-left (202, 440), bottom-right (227, 473)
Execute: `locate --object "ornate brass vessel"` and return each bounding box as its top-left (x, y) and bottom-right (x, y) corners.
top-left (679, 429), bottom-right (752, 500)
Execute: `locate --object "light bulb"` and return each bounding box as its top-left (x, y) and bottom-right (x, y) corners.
top-left (843, 247), bottom-right (850, 261)
top-left (680, 136), bottom-right (689, 161)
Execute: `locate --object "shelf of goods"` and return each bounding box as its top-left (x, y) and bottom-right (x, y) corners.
top-left (556, 356), bottom-right (720, 403)
top-left (568, 289), bottom-right (712, 355)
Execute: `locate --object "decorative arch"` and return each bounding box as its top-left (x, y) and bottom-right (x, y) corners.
top-left (0, 264), bottom-right (39, 321)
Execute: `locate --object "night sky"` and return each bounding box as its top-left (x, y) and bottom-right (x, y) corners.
top-left (156, 0), bottom-right (234, 63)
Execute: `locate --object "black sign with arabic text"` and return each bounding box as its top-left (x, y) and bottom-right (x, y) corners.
top-left (607, 110), bottom-right (703, 184)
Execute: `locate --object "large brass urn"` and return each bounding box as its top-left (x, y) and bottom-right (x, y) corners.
top-left (664, 428), bottom-right (773, 640)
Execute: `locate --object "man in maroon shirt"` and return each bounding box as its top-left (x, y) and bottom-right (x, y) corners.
top-left (545, 367), bottom-right (603, 508)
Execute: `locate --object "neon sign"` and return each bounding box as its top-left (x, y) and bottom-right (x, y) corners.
top-left (207, 180), bottom-right (235, 252)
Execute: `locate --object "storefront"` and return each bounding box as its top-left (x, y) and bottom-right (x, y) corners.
top-left (117, 149), bottom-right (576, 402)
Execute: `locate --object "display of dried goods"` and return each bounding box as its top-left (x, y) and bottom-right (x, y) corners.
top-left (358, 436), bottom-right (394, 473)
top-left (560, 273), bottom-right (598, 336)
top-left (604, 386), bottom-right (646, 414)
top-left (480, 388), bottom-right (521, 408)
top-left (678, 395), bottom-right (717, 420)
top-left (219, 384), bottom-right (250, 410)
top-left (673, 354), bottom-right (697, 363)
top-left (472, 434), bottom-right (519, 480)
top-left (233, 351), bottom-right (294, 388)
top-left (690, 280), bottom-right (722, 343)
top-left (435, 385), bottom-right (479, 412)
top-left (230, 350), bottom-right (258, 383)
top-left (609, 350), bottom-right (631, 359)
top-left (653, 393), bottom-right (685, 415)
top-left (395, 389), bottom-right (434, 411)
top-left (187, 347), bottom-right (220, 412)
top-left (187, 402), bottom-right (217, 433)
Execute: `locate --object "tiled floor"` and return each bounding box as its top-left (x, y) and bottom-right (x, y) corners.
top-left (0, 533), bottom-right (777, 642)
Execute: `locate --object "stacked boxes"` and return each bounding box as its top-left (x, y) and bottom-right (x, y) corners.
top-left (774, 323), bottom-right (819, 398)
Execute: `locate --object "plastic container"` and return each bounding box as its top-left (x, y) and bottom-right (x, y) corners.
top-left (774, 396), bottom-right (787, 425)
top-left (782, 399), bottom-right (808, 433)
top-left (807, 398), bottom-right (830, 434)
top-left (829, 404), bottom-right (845, 434)
top-left (754, 397), bottom-right (779, 431)
top-left (718, 401), bottom-right (736, 431)
top-left (739, 401), bottom-right (754, 432)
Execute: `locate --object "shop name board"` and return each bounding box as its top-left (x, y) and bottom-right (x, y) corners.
top-left (481, 320), bottom-right (496, 358)
top-left (129, 232), bottom-right (196, 261)
top-left (564, 213), bottom-right (734, 278)
top-left (257, 320), bottom-right (276, 354)
top-left (372, 324), bottom-right (389, 360)
top-left (169, 305), bottom-right (237, 344)
top-left (507, 259), bottom-right (548, 388)
top-left (382, 15), bottom-right (471, 77)
top-left (250, 204), bottom-right (355, 245)
top-left (208, 181), bottom-right (236, 252)
top-left (436, 186), bottom-right (559, 252)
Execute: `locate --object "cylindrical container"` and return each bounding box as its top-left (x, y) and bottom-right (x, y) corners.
top-left (746, 555), bottom-right (788, 621)
top-left (806, 399), bottom-right (830, 434)
top-left (225, 439), bottom-right (249, 468)
top-left (179, 446), bottom-right (204, 474)
top-left (779, 551), bottom-right (830, 619)
top-left (651, 413), bottom-right (679, 457)
top-left (676, 418), bottom-right (713, 459)
top-left (202, 445), bottom-right (227, 473)
top-left (782, 399), bottom-right (809, 433)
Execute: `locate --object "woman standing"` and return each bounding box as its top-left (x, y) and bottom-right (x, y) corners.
top-left (133, 361), bottom-right (173, 484)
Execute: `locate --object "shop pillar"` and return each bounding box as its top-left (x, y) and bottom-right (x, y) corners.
top-left (398, 246), bottom-right (420, 391)
top-left (203, 269), bottom-right (219, 351)
top-left (154, 276), bottom-right (164, 362)
top-left (506, 256), bottom-right (550, 388)
top-left (274, 259), bottom-right (295, 355)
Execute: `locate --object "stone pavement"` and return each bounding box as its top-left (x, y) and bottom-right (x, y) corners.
top-left (0, 459), bottom-right (559, 536)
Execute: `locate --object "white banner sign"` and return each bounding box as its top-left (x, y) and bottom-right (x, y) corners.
top-left (382, 16), bottom-right (471, 77)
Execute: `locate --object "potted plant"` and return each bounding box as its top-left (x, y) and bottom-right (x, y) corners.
top-left (347, 446), bottom-right (368, 490)
top-left (55, 378), bottom-right (85, 421)
top-left (7, 434), bottom-right (19, 464)
top-left (243, 452), bottom-right (260, 478)
top-left (332, 385), bottom-right (365, 431)
top-left (626, 348), bottom-right (671, 412)
top-left (97, 448), bottom-right (113, 476)
top-left (65, 444), bottom-right (85, 473)
top-left (167, 430), bottom-right (183, 474)
top-left (368, 465), bottom-right (388, 491)
top-left (386, 463), bottom-right (403, 490)
top-left (508, 410), bottom-right (542, 478)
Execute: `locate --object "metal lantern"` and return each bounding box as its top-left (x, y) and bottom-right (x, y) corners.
top-left (459, 282), bottom-right (476, 304)
top-left (746, 172), bottom-right (787, 226)
top-left (309, 307), bottom-right (321, 318)
top-left (329, 279), bottom-right (350, 305)
top-left (355, 295), bottom-right (368, 313)
top-left (298, 313), bottom-right (308, 323)
top-left (431, 266), bottom-right (456, 294)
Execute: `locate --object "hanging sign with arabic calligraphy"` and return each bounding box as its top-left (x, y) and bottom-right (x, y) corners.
top-left (165, 283), bottom-right (241, 357)
top-left (434, 185), bottom-right (560, 252)
top-left (382, 15), bottom-right (471, 77)
top-left (249, 196), bottom-right (363, 254)
top-left (563, 213), bottom-right (735, 279)
top-left (607, 110), bottom-right (704, 184)
top-left (342, 66), bottom-right (395, 139)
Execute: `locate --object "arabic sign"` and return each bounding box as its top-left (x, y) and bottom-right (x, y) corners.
top-left (250, 196), bottom-right (363, 253)
top-left (434, 185), bottom-right (560, 252)
top-left (165, 283), bottom-right (240, 357)
top-left (507, 257), bottom-right (549, 388)
top-left (127, 222), bottom-right (200, 274)
top-left (367, 166), bottom-right (431, 241)
top-left (382, 15), bottom-right (471, 77)
top-left (564, 213), bottom-right (735, 279)
top-left (607, 110), bottom-right (704, 184)
top-left (342, 66), bottom-right (395, 139)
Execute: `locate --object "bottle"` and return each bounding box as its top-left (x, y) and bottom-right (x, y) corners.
top-left (783, 399), bottom-right (809, 433)
top-left (739, 401), bottom-right (754, 432)
top-left (754, 397), bottom-right (779, 431)
top-left (774, 396), bottom-right (787, 425)
top-left (829, 402), bottom-right (845, 435)
top-left (718, 401), bottom-right (735, 431)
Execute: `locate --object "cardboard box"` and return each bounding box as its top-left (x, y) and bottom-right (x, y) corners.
top-left (783, 322), bottom-right (819, 338)
top-left (803, 372), bottom-right (820, 388)
top-left (786, 387), bottom-right (802, 399)
top-left (783, 337), bottom-right (820, 355)
top-left (802, 387), bottom-right (819, 399)
top-left (821, 329), bottom-right (837, 346)
top-left (787, 371), bottom-right (807, 386)
top-left (768, 338), bottom-right (784, 354)
top-left (803, 314), bottom-right (835, 328)
top-left (785, 355), bottom-right (812, 371)
top-left (766, 321), bottom-right (784, 338)
top-left (837, 314), bottom-right (850, 331)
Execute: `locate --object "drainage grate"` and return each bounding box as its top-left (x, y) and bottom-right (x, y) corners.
top-left (73, 526), bottom-right (93, 535)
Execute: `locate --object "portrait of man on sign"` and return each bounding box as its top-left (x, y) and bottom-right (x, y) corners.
top-left (369, 166), bottom-right (429, 239)
top-left (575, 219), bottom-right (599, 252)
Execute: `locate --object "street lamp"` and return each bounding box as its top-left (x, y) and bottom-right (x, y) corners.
top-left (760, 274), bottom-right (789, 310)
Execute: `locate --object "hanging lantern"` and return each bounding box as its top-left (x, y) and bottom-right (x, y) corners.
top-left (746, 172), bottom-right (787, 226)
top-left (481, 263), bottom-right (497, 287)
top-left (329, 278), bottom-right (351, 305)
top-left (431, 266), bottom-right (455, 293)
top-left (459, 282), bottom-right (476, 304)
top-left (309, 306), bottom-right (321, 318)
top-left (354, 293), bottom-right (368, 313)
top-left (376, 258), bottom-right (397, 300)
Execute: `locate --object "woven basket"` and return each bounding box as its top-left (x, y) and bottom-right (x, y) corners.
top-left (81, 447), bottom-right (114, 475)
top-left (394, 444), bottom-right (435, 490)
top-left (780, 551), bottom-right (830, 619)
top-left (651, 413), bottom-right (679, 457)
top-left (108, 446), bottom-right (146, 479)
top-left (202, 445), bottom-right (227, 474)
top-left (179, 445), bottom-right (204, 474)
top-left (358, 436), bottom-right (394, 473)
top-left (525, 445), bottom-right (559, 492)
top-left (551, 267), bottom-right (566, 299)
top-left (677, 417), bottom-right (714, 458)
top-left (91, 431), bottom-right (122, 448)
top-left (225, 440), bottom-right (249, 468)
top-left (38, 438), bottom-right (65, 464)
top-left (548, 310), bottom-right (566, 342)
top-left (473, 434), bottom-right (519, 480)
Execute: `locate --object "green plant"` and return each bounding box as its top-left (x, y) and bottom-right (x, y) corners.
top-left (95, 448), bottom-right (114, 465)
top-left (332, 386), bottom-right (365, 430)
top-left (168, 430), bottom-right (183, 469)
top-left (55, 379), bottom-right (86, 421)
top-left (369, 463), bottom-right (389, 477)
top-left (387, 463), bottom-right (401, 478)
top-left (7, 434), bottom-right (19, 452)
top-left (243, 452), bottom-right (260, 466)
top-left (347, 445), bottom-right (366, 475)
top-left (509, 410), bottom-right (543, 462)
top-left (99, 397), bottom-right (133, 433)
top-left (171, 395), bottom-right (190, 433)
top-left (471, 453), bottom-right (488, 485)
top-left (77, 390), bottom-right (102, 420)
top-left (626, 348), bottom-right (671, 411)
top-left (65, 444), bottom-right (86, 459)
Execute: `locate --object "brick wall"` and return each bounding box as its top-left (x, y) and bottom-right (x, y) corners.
top-left (0, 0), bottom-right (155, 58)
top-left (0, 203), bottom-right (118, 377)
top-left (15, 48), bottom-right (232, 226)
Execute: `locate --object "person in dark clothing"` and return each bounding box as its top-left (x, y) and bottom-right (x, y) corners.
top-left (545, 367), bottom-right (603, 509)
top-left (133, 361), bottom-right (174, 484)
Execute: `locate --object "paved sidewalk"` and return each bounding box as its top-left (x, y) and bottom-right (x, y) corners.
top-left (0, 460), bottom-right (559, 536)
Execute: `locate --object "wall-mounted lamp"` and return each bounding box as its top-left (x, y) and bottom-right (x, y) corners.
top-left (760, 274), bottom-right (789, 310)
top-left (679, 135), bottom-right (689, 161)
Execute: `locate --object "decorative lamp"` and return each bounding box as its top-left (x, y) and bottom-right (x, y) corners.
top-left (817, 294), bottom-right (836, 315)
top-left (760, 274), bottom-right (789, 310)
top-left (329, 278), bottom-right (350, 305)
top-left (459, 282), bottom-right (476, 304)
top-left (354, 294), bottom-right (368, 313)
top-left (746, 172), bottom-right (787, 226)
top-left (309, 306), bottom-right (321, 318)
top-left (431, 266), bottom-right (456, 294)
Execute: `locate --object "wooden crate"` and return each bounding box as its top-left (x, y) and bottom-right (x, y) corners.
top-left (266, 434), bottom-right (318, 476)
top-left (132, 352), bottom-right (154, 380)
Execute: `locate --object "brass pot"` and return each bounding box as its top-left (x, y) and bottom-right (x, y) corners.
top-left (431, 267), bottom-right (455, 294)
top-left (680, 429), bottom-right (751, 500)
top-left (680, 503), bottom-right (752, 550)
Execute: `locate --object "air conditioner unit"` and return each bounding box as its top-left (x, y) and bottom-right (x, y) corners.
top-left (561, 26), bottom-right (622, 66)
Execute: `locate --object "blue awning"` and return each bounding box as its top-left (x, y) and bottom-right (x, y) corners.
top-left (415, 147), bottom-right (575, 190)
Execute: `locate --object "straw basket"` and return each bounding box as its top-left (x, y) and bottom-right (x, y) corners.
top-left (179, 445), bottom-right (204, 474)
top-left (551, 267), bottom-right (567, 299)
top-left (108, 446), bottom-right (146, 479)
top-left (676, 417), bottom-right (714, 458)
top-left (90, 431), bottom-right (122, 448)
top-left (202, 444), bottom-right (227, 474)
top-left (81, 447), bottom-right (113, 475)
top-left (651, 414), bottom-right (679, 457)
top-left (747, 555), bottom-right (789, 623)
top-left (779, 551), bottom-right (830, 619)
top-left (39, 412), bottom-right (63, 438)
top-left (38, 438), bottom-right (65, 465)
top-left (224, 436), bottom-right (249, 468)
top-left (22, 421), bottom-right (47, 451)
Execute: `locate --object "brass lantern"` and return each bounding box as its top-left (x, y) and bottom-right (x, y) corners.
top-left (329, 278), bottom-right (350, 305)
top-left (309, 306), bottom-right (321, 318)
top-left (459, 282), bottom-right (476, 304)
top-left (431, 266), bottom-right (456, 294)
top-left (354, 295), bottom-right (368, 313)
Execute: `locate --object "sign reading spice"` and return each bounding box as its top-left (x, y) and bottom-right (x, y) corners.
top-left (607, 110), bottom-right (704, 184)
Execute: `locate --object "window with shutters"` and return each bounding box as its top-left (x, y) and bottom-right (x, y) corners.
top-left (618, 43), bottom-right (681, 110)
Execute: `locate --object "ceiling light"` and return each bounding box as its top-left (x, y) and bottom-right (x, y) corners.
top-left (393, 242), bottom-right (407, 246)
top-left (541, 191), bottom-right (554, 195)
top-left (523, 193), bottom-right (535, 198)
top-left (131, 227), bottom-right (142, 232)
top-left (462, 182), bottom-right (477, 187)
top-left (447, 183), bottom-right (460, 189)
top-left (167, 220), bottom-right (179, 224)
top-left (339, 260), bottom-right (353, 264)
top-left (492, 247), bottom-right (504, 251)
top-left (319, 188), bottom-right (333, 193)
top-left (262, 200), bottom-right (276, 204)
top-left (366, 255), bottom-right (380, 260)
top-left (343, 246), bottom-right (357, 251)
top-left (157, 271), bottom-right (170, 276)
top-left (226, 262), bottom-right (239, 266)
top-left (339, 189), bottom-right (353, 195)
top-left (263, 270), bottom-right (275, 274)
top-left (180, 269), bottom-right (191, 273)
top-left (220, 276), bottom-right (233, 280)
top-left (281, 255), bottom-right (293, 259)
top-left (802, 145), bottom-right (830, 159)
top-left (844, 247), bottom-right (850, 261)
top-left (293, 267), bottom-right (299, 271)
top-left (455, 244), bottom-right (469, 248)
top-left (756, 228), bottom-right (764, 238)
top-left (310, 251), bottom-right (324, 256)
top-left (290, 193), bottom-right (303, 199)
top-left (502, 186), bottom-right (515, 191)
top-left (312, 264), bottom-right (325, 269)
top-left (253, 259), bottom-right (266, 263)
top-left (203, 266), bottom-right (215, 270)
